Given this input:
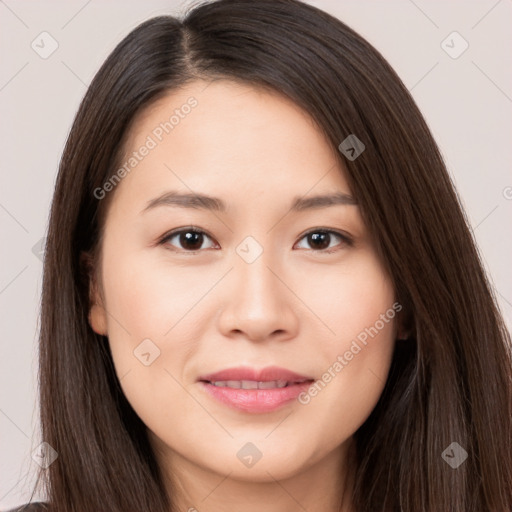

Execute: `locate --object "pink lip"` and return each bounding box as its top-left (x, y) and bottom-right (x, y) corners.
top-left (197, 366), bottom-right (315, 414)
top-left (198, 365), bottom-right (313, 383)
top-left (199, 381), bottom-right (313, 413)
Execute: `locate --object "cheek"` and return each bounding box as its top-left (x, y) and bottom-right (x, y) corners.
top-left (101, 245), bottom-right (208, 341)
top-left (300, 250), bottom-right (397, 344)
top-left (292, 252), bottom-right (397, 442)
top-left (98, 246), bottom-right (210, 422)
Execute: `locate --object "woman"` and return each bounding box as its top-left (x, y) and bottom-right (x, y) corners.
top-left (8, 0), bottom-right (512, 511)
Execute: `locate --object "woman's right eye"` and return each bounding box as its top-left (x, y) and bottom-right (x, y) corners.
top-left (159, 227), bottom-right (218, 253)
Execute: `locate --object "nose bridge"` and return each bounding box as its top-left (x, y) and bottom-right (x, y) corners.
top-left (235, 237), bottom-right (283, 311)
top-left (217, 234), bottom-right (298, 341)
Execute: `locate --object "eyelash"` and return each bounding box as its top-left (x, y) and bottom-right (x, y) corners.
top-left (158, 226), bottom-right (353, 254)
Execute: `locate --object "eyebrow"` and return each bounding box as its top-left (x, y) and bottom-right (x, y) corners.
top-left (142, 190), bottom-right (358, 214)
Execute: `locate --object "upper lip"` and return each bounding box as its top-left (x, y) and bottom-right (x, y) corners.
top-left (198, 365), bottom-right (314, 383)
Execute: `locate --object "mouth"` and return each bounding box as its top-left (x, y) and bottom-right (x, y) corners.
top-left (197, 365), bottom-right (314, 384)
top-left (200, 379), bottom-right (312, 389)
top-left (197, 374), bottom-right (315, 413)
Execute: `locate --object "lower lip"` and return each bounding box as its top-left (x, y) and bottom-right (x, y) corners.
top-left (199, 381), bottom-right (314, 413)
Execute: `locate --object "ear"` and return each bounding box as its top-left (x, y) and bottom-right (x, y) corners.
top-left (395, 300), bottom-right (414, 340)
top-left (80, 251), bottom-right (108, 336)
top-left (397, 325), bottom-right (412, 340)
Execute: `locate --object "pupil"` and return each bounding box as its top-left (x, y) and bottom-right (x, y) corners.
top-left (310, 232), bottom-right (329, 250)
top-left (181, 231), bottom-right (203, 250)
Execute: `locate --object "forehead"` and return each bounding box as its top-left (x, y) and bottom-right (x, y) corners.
top-left (111, 79), bottom-right (352, 213)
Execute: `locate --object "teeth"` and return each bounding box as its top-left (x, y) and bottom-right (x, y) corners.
top-left (209, 380), bottom-right (290, 389)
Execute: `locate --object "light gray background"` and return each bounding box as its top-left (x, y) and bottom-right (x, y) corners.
top-left (1, 0), bottom-right (511, 507)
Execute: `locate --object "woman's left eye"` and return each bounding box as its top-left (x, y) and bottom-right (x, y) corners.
top-left (294, 229), bottom-right (352, 253)
top-left (159, 227), bottom-right (352, 253)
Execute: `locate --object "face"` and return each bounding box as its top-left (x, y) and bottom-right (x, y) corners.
top-left (88, 79), bottom-right (399, 486)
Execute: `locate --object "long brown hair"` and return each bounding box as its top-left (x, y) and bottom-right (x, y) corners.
top-left (31, 0), bottom-right (512, 510)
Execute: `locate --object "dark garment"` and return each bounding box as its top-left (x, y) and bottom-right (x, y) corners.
top-left (3, 503), bottom-right (49, 512)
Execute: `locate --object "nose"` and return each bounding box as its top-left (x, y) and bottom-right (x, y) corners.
top-left (216, 250), bottom-right (299, 343)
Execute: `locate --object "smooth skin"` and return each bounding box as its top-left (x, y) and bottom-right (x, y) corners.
top-left (88, 79), bottom-right (403, 512)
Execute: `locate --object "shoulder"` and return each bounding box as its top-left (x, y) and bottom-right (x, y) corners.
top-left (3, 503), bottom-right (50, 512)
